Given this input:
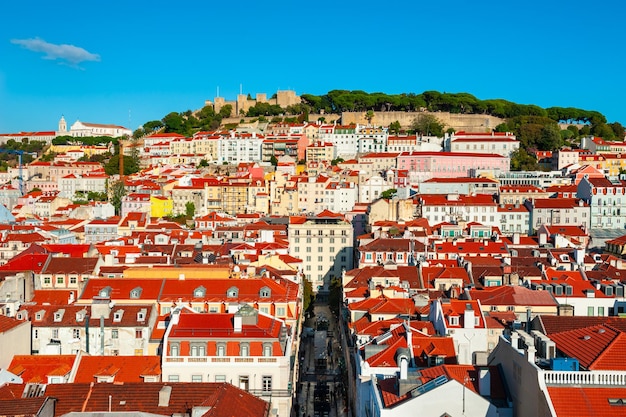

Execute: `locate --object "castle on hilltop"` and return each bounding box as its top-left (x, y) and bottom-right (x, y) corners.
top-left (204, 90), bottom-right (301, 118)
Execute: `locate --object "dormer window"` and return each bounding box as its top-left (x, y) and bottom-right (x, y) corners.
top-left (54, 312), bottom-right (63, 322)
top-left (194, 286), bottom-right (206, 298)
top-left (259, 286), bottom-right (271, 298)
top-left (137, 310), bottom-right (146, 322)
top-left (130, 287), bottom-right (142, 299)
top-left (449, 316), bottom-right (459, 326)
top-left (227, 286), bottom-right (239, 298)
top-left (99, 286), bottom-right (112, 298)
top-left (35, 312), bottom-right (44, 321)
top-left (113, 311), bottom-right (123, 322)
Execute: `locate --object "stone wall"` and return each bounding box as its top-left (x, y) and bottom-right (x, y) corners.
top-left (341, 111), bottom-right (505, 133)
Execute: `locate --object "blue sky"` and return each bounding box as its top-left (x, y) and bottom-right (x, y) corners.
top-left (1, 0), bottom-right (624, 133)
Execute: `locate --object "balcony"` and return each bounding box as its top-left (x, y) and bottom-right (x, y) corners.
top-left (164, 356), bottom-right (278, 364)
top-left (544, 370), bottom-right (626, 386)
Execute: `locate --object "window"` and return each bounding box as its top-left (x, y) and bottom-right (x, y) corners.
top-left (227, 286), bottom-right (239, 298)
top-left (598, 306), bottom-right (605, 316)
top-left (217, 344), bottom-right (226, 356)
top-left (192, 375), bottom-right (202, 382)
top-left (44, 277), bottom-right (51, 285)
top-left (240, 343), bottom-right (249, 357)
top-left (70, 276), bottom-right (77, 285)
top-left (34, 329), bottom-right (38, 339)
top-left (263, 343), bottom-right (272, 357)
top-left (277, 307), bottom-right (285, 316)
top-left (587, 306), bottom-right (595, 316)
top-left (260, 287), bottom-right (271, 298)
top-left (170, 343), bottom-right (179, 356)
top-left (135, 329), bottom-right (143, 339)
top-left (191, 344), bottom-right (206, 356)
top-left (168, 375), bottom-right (179, 382)
top-left (262, 376), bottom-right (272, 392)
top-left (449, 316), bottom-right (459, 326)
top-left (215, 375), bottom-right (226, 382)
top-left (72, 329), bottom-right (80, 339)
top-left (52, 329), bottom-right (59, 339)
top-left (194, 286), bottom-right (206, 297)
top-left (56, 276), bottom-right (64, 284)
top-left (239, 376), bottom-right (249, 391)
top-left (134, 349), bottom-right (143, 356)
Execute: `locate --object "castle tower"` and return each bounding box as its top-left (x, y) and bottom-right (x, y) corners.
top-left (58, 115), bottom-right (67, 133)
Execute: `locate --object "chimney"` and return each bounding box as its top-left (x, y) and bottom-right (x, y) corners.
top-left (525, 345), bottom-right (536, 363)
top-left (510, 332), bottom-right (519, 350)
top-left (158, 385), bottom-right (172, 407)
top-left (478, 368), bottom-right (491, 396)
top-left (234, 314), bottom-right (242, 333)
top-left (464, 308), bottom-right (475, 329)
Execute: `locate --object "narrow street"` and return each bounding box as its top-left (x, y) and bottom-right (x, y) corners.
top-left (293, 299), bottom-right (348, 417)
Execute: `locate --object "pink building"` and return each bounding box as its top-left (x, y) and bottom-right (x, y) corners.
top-left (397, 151), bottom-right (509, 181)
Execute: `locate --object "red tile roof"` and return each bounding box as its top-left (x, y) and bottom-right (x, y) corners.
top-left (73, 355), bottom-right (161, 383)
top-left (0, 315), bottom-right (27, 333)
top-left (469, 286), bottom-right (558, 307)
top-left (0, 382), bottom-right (268, 416)
top-left (547, 386), bottom-right (626, 417)
top-left (9, 355), bottom-right (77, 384)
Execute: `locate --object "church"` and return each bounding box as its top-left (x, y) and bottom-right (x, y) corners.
top-left (57, 116), bottom-right (132, 138)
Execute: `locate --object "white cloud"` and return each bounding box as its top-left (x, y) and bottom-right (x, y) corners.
top-left (11, 37), bottom-right (100, 67)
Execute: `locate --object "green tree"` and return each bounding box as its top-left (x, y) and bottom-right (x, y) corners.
top-left (592, 123), bottom-right (616, 140)
top-left (143, 120), bottom-right (164, 132)
top-left (510, 149), bottom-right (539, 171)
top-left (198, 159), bottom-right (209, 167)
top-left (270, 155), bottom-right (278, 166)
top-left (609, 122), bottom-right (625, 139)
top-left (302, 276), bottom-right (314, 314)
top-left (104, 154), bottom-right (140, 176)
top-left (538, 124), bottom-right (563, 150)
top-left (389, 121), bottom-right (401, 135)
top-left (364, 110), bottom-right (375, 124)
top-left (87, 191), bottom-right (108, 201)
top-left (328, 277), bottom-right (342, 318)
top-left (185, 201), bottom-right (195, 219)
top-left (411, 114), bottom-right (445, 137)
top-left (108, 180), bottom-right (126, 215)
top-left (380, 188), bottom-right (397, 199)
top-left (331, 157), bottom-right (344, 166)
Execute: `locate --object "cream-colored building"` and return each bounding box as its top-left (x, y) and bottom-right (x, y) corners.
top-left (0, 315), bottom-right (31, 369)
top-left (288, 211), bottom-right (354, 293)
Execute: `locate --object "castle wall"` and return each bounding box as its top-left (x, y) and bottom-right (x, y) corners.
top-left (341, 111), bottom-right (505, 133)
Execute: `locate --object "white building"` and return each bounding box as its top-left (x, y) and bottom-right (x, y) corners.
top-left (59, 116), bottom-right (132, 138)
top-left (359, 175), bottom-right (394, 203)
top-left (217, 134), bottom-right (263, 164)
top-left (320, 181), bottom-right (358, 213)
top-left (161, 305), bottom-right (295, 417)
top-left (21, 303), bottom-right (156, 356)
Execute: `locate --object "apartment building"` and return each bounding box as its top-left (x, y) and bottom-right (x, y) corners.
top-left (288, 210), bottom-right (354, 293)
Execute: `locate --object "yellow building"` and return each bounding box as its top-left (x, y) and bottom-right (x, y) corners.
top-left (597, 154), bottom-right (626, 176)
top-left (150, 195), bottom-right (173, 218)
